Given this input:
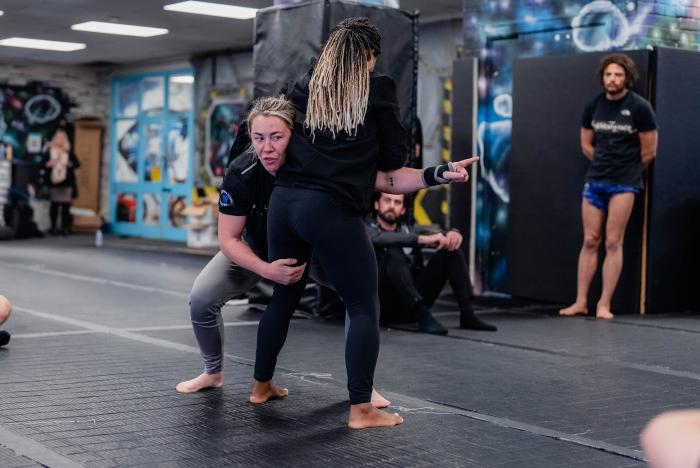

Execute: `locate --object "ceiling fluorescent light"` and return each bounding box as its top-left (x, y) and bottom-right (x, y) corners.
top-left (72, 21), bottom-right (168, 37)
top-left (163, 1), bottom-right (257, 20)
top-left (0, 37), bottom-right (85, 52)
top-left (171, 75), bottom-right (194, 84)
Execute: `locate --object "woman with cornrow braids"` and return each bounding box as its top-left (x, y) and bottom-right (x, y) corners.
top-left (250, 17), bottom-right (477, 429)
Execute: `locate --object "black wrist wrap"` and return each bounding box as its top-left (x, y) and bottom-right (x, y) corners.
top-left (422, 162), bottom-right (455, 187)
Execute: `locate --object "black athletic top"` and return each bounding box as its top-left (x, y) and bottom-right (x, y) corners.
top-left (582, 91), bottom-right (657, 189)
top-left (218, 122), bottom-right (274, 261)
top-left (277, 72), bottom-right (408, 213)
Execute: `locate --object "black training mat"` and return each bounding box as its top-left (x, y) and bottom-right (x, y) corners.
top-left (507, 50), bottom-right (650, 313)
top-left (14, 235), bottom-right (700, 466)
top-left (645, 47), bottom-right (700, 313)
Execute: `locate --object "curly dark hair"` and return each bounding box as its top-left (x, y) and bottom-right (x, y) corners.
top-left (598, 53), bottom-right (639, 89)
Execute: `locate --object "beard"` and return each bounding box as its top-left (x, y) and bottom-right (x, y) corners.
top-left (605, 82), bottom-right (625, 95)
top-left (377, 210), bottom-right (400, 225)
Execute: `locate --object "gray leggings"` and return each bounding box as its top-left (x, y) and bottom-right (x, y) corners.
top-left (190, 251), bottom-right (261, 374)
top-left (190, 251), bottom-right (345, 374)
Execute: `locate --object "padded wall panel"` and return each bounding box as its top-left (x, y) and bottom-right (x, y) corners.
top-left (507, 50), bottom-right (650, 313)
top-left (253, 2), bottom-right (326, 99)
top-left (254, 0), bottom-right (417, 128)
top-left (450, 57), bottom-right (477, 259)
top-left (646, 47), bottom-right (700, 313)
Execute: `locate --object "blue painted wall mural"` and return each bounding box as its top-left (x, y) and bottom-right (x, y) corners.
top-left (463, 0), bottom-right (700, 293)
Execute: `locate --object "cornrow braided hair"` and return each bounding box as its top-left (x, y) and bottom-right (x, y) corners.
top-left (305, 17), bottom-right (381, 139)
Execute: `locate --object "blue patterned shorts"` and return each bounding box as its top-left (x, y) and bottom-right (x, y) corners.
top-left (582, 182), bottom-right (639, 211)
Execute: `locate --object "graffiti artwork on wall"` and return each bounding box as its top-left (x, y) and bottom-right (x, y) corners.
top-left (0, 81), bottom-right (75, 163)
top-left (464, 0), bottom-right (700, 293)
top-left (204, 95), bottom-right (247, 181)
top-left (165, 117), bottom-right (190, 184)
top-left (115, 120), bottom-right (139, 183)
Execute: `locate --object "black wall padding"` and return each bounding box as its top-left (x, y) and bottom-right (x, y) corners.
top-left (450, 57), bottom-right (476, 259)
top-left (253, 0), bottom-right (417, 128)
top-left (646, 47), bottom-right (700, 313)
top-left (253, 2), bottom-right (326, 99)
top-left (507, 50), bottom-right (650, 314)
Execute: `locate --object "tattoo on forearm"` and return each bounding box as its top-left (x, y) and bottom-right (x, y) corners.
top-left (389, 177), bottom-right (394, 187)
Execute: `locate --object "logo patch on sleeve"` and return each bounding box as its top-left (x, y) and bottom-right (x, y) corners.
top-left (219, 190), bottom-right (234, 207)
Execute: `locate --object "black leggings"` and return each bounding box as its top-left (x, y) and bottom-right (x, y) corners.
top-left (49, 202), bottom-right (71, 231)
top-left (254, 186), bottom-right (379, 404)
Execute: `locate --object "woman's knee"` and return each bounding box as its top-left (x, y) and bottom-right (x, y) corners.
top-left (346, 310), bottom-right (380, 332)
top-left (189, 287), bottom-right (222, 322)
top-left (346, 296), bottom-right (380, 321)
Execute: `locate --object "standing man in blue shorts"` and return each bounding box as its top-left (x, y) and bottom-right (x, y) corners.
top-left (560, 53), bottom-right (658, 320)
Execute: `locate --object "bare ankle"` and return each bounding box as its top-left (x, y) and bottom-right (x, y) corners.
top-left (249, 379), bottom-right (288, 404)
top-left (351, 402), bottom-right (373, 414)
top-left (176, 371), bottom-right (223, 393)
top-left (559, 302), bottom-right (588, 316)
top-left (371, 389), bottom-right (390, 409)
top-left (596, 303), bottom-right (614, 319)
top-left (348, 403), bottom-right (403, 429)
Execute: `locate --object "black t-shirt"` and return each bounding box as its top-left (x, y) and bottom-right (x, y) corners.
top-left (218, 151), bottom-right (274, 261)
top-left (582, 91), bottom-right (657, 188)
top-left (276, 72), bottom-right (408, 213)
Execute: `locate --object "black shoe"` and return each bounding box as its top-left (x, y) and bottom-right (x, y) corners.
top-left (49, 228), bottom-right (59, 236)
top-left (0, 331), bottom-right (10, 347)
top-left (460, 313), bottom-right (497, 331)
top-left (419, 312), bottom-right (448, 335)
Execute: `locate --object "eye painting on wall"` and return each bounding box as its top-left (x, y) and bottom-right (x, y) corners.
top-left (464, 0), bottom-right (700, 293)
top-left (0, 81), bottom-right (75, 163)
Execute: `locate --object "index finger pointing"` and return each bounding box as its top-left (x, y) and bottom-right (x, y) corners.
top-left (452, 157), bottom-right (479, 169)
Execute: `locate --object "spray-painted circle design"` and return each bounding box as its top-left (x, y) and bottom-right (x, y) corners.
top-left (24, 94), bottom-right (62, 124)
top-left (572, 1), bottom-right (632, 52)
top-left (493, 93), bottom-right (512, 118)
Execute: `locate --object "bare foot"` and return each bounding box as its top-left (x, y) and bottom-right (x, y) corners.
top-left (348, 402), bottom-right (403, 429)
top-left (249, 379), bottom-right (288, 404)
top-left (0, 294), bottom-right (11, 326)
top-left (596, 305), bottom-right (614, 320)
top-left (176, 372), bottom-right (223, 393)
top-left (559, 302), bottom-right (588, 317)
top-left (371, 389), bottom-right (391, 409)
